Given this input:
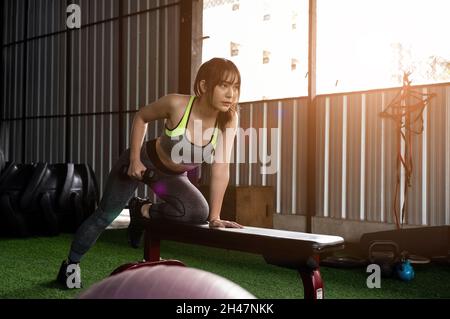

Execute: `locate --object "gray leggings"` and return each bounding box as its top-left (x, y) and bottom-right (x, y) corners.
top-left (68, 140), bottom-right (209, 263)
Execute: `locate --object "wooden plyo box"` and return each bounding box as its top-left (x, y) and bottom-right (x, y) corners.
top-left (198, 185), bottom-right (274, 228)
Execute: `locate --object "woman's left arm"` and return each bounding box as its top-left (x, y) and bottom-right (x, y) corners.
top-left (208, 113), bottom-right (243, 228)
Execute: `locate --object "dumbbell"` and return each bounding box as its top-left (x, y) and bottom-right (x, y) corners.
top-left (122, 165), bottom-right (157, 184)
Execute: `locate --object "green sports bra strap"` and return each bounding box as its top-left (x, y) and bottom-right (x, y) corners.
top-left (165, 96), bottom-right (195, 137)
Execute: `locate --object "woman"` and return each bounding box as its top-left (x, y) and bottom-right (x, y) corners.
top-left (57, 58), bottom-right (243, 288)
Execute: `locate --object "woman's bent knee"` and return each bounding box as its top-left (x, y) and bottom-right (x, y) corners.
top-left (189, 199), bottom-right (209, 223)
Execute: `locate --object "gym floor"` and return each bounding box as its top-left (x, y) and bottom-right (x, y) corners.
top-left (1, 229), bottom-right (449, 299)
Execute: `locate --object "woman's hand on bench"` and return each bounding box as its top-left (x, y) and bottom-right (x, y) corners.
top-left (209, 219), bottom-right (243, 229)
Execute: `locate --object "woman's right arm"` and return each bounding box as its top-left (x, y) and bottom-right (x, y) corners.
top-left (128, 94), bottom-right (177, 180)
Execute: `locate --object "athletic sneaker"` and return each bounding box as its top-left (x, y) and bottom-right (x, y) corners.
top-left (56, 259), bottom-right (82, 289)
top-left (127, 196), bottom-right (152, 248)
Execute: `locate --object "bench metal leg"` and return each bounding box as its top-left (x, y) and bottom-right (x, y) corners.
top-left (297, 256), bottom-right (324, 299)
top-left (298, 268), bottom-right (324, 299)
top-left (144, 230), bottom-right (160, 262)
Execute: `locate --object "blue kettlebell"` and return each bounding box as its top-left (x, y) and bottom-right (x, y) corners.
top-left (396, 260), bottom-right (415, 281)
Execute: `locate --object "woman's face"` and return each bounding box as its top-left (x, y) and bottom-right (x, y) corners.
top-left (209, 73), bottom-right (240, 112)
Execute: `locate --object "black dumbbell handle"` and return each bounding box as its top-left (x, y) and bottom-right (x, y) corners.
top-left (122, 165), bottom-right (155, 183)
top-left (142, 168), bottom-right (155, 184)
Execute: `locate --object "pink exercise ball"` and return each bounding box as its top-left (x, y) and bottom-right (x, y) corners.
top-left (77, 265), bottom-right (255, 299)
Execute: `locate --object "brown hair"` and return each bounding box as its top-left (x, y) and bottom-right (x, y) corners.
top-left (193, 58), bottom-right (241, 130)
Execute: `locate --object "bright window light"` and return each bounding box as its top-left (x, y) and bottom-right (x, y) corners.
top-left (203, 0), bottom-right (450, 100)
top-left (202, 0), bottom-right (309, 102)
top-left (317, 0), bottom-right (450, 94)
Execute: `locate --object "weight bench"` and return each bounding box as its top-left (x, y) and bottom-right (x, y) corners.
top-left (115, 220), bottom-right (344, 299)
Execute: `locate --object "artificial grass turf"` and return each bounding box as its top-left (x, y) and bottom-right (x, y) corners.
top-left (0, 229), bottom-right (449, 299)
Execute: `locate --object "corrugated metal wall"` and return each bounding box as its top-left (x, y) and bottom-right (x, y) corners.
top-left (1, 0), bottom-right (180, 197)
top-left (314, 85), bottom-right (450, 226)
top-left (202, 98), bottom-right (309, 216)
top-left (201, 84), bottom-right (450, 227)
top-left (2, 1), bottom-right (449, 227)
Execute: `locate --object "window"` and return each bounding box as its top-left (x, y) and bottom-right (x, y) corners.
top-left (230, 42), bottom-right (240, 57)
top-left (202, 0), bottom-right (309, 102)
top-left (317, 0), bottom-right (450, 94)
top-left (203, 0), bottom-right (449, 99)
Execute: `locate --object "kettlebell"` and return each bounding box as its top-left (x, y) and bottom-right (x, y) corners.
top-left (396, 254), bottom-right (415, 282)
top-left (368, 240), bottom-right (400, 278)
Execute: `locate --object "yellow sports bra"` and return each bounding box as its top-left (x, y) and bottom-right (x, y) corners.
top-left (159, 96), bottom-right (219, 165)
